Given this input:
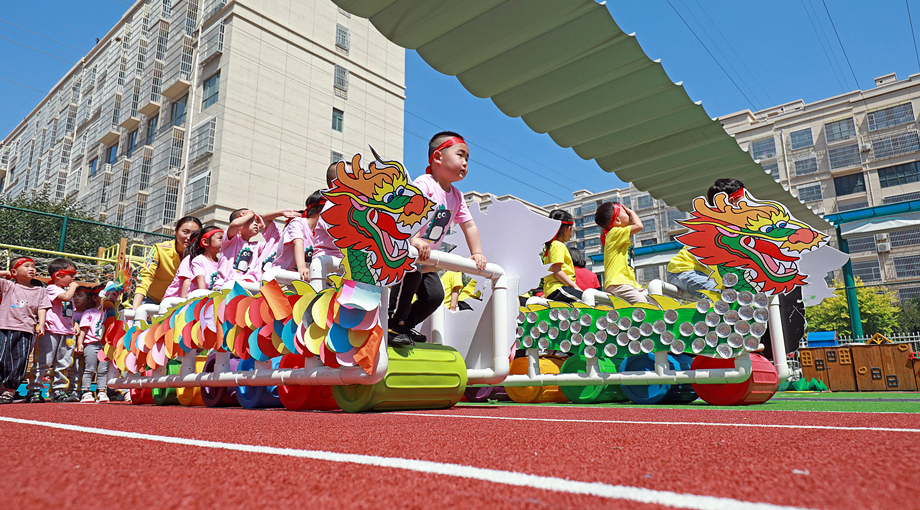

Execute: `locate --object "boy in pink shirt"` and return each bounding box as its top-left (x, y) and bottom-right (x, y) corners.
top-left (274, 191), bottom-right (324, 281)
top-left (216, 208), bottom-right (295, 287)
top-left (0, 257), bottom-right (52, 404)
top-left (313, 162), bottom-right (350, 260)
top-left (387, 131), bottom-right (487, 347)
top-left (29, 258), bottom-right (81, 403)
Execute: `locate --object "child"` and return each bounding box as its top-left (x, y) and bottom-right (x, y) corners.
top-left (387, 131), bottom-right (487, 347)
top-left (162, 251), bottom-right (194, 301)
top-left (76, 288), bottom-right (107, 402)
top-left (313, 162), bottom-right (351, 260)
top-left (274, 191), bottom-right (325, 281)
top-left (441, 270), bottom-right (478, 311)
top-left (569, 247), bottom-right (600, 291)
top-left (541, 210), bottom-right (582, 302)
top-left (216, 208), bottom-right (295, 287)
top-left (68, 289), bottom-right (90, 396)
top-left (594, 202), bottom-right (652, 305)
top-left (0, 257), bottom-right (52, 404)
top-left (666, 178), bottom-right (744, 297)
top-left (188, 226), bottom-right (224, 294)
top-left (29, 258), bottom-right (81, 403)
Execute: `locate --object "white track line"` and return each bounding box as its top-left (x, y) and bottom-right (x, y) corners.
top-left (0, 415), bottom-right (813, 510)
top-left (391, 412), bottom-right (920, 433)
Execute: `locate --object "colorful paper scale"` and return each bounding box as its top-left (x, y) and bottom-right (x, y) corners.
top-left (104, 280), bottom-right (385, 376)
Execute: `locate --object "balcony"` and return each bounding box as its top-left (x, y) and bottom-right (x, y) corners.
top-left (119, 115), bottom-right (141, 130)
top-left (98, 126), bottom-right (121, 145)
top-left (138, 99), bottom-right (161, 117)
top-left (161, 77), bottom-right (190, 100)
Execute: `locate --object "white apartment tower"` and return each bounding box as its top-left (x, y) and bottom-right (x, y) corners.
top-left (0, 0), bottom-right (405, 231)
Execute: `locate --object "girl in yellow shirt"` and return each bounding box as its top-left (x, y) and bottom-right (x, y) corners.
top-left (541, 210), bottom-right (582, 302)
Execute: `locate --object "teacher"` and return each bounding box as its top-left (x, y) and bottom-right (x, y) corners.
top-left (131, 215), bottom-right (202, 309)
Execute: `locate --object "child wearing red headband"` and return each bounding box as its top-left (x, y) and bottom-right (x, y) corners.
top-left (541, 209), bottom-right (583, 302)
top-left (215, 208), bottom-right (297, 288)
top-left (594, 202), bottom-right (653, 305)
top-left (273, 190), bottom-right (325, 281)
top-left (387, 131), bottom-right (487, 347)
top-left (666, 178), bottom-right (745, 297)
top-left (26, 258), bottom-right (81, 403)
top-left (0, 257), bottom-right (52, 404)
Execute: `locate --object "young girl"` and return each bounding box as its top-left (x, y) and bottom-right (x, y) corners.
top-left (274, 191), bottom-right (324, 281)
top-left (0, 257), bottom-right (52, 404)
top-left (541, 209), bottom-right (582, 303)
top-left (187, 226), bottom-right (224, 294)
top-left (76, 287), bottom-right (107, 403)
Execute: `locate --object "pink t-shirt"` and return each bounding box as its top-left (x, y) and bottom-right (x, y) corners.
top-left (216, 222), bottom-right (279, 286)
top-left (258, 222), bottom-right (282, 274)
top-left (163, 257), bottom-right (194, 299)
top-left (413, 174), bottom-right (473, 250)
top-left (0, 279), bottom-right (52, 333)
top-left (44, 284), bottom-right (75, 335)
top-left (190, 255), bottom-right (220, 291)
top-left (79, 307), bottom-right (104, 344)
top-left (312, 206), bottom-right (341, 259)
top-left (274, 217), bottom-right (315, 271)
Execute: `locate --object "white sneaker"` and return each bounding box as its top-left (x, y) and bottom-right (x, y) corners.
top-left (96, 392), bottom-right (110, 403)
top-left (80, 392), bottom-right (95, 403)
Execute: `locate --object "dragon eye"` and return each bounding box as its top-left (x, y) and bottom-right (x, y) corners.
top-left (395, 186), bottom-right (405, 196)
top-left (759, 225), bottom-right (775, 233)
top-left (383, 192), bottom-right (394, 203)
top-left (776, 221), bottom-right (787, 228)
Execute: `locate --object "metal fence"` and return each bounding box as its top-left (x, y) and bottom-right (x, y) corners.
top-left (0, 204), bottom-right (170, 259)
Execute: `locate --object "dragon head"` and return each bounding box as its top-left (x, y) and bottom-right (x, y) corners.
top-left (675, 190), bottom-right (828, 295)
top-left (323, 148), bottom-right (434, 286)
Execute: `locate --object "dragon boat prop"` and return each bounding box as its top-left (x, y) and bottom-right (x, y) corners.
top-left (107, 150), bottom-right (845, 411)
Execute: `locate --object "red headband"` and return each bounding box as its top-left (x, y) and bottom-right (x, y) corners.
top-left (426, 137), bottom-right (467, 174)
top-left (199, 229), bottom-right (220, 247)
top-left (544, 219), bottom-right (574, 257)
top-left (729, 188), bottom-right (745, 202)
top-left (52, 269), bottom-right (77, 280)
top-left (12, 258), bottom-right (34, 271)
top-left (601, 204), bottom-right (622, 248)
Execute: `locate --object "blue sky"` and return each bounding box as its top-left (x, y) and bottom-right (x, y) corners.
top-left (2, 1), bottom-right (919, 207)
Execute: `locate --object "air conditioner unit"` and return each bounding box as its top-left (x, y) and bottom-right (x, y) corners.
top-left (877, 242), bottom-right (891, 253)
top-left (875, 233), bottom-right (889, 242)
top-left (860, 143), bottom-right (872, 152)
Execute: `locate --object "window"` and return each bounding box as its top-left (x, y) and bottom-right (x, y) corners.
top-left (106, 143), bottom-right (118, 165)
top-left (332, 108), bottom-right (344, 132)
top-left (891, 228), bottom-right (920, 248)
top-left (620, 196), bottom-right (631, 208)
top-left (824, 118), bottom-right (857, 143)
top-left (576, 241), bottom-right (584, 250)
top-left (641, 216), bottom-right (656, 231)
top-left (894, 255), bottom-right (920, 278)
top-left (750, 137), bottom-right (776, 160)
top-left (582, 201), bottom-right (597, 213)
top-left (202, 71), bottom-right (220, 109)
top-left (189, 117), bottom-right (216, 162)
top-left (878, 162), bottom-right (920, 187)
top-left (584, 238), bottom-right (600, 247)
top-left (837, 199), bottom-right (868, 212)
top-left (573, 207), bottom-right (582, 217)
top-left (89, 158), bottom-right (98, 178)
top-left (640, 238), bottom-right (657, 247)
top-left (639, 266), bottom-right (659, 282)
top-left (335, 24), bottom-right (350, 51)
top-left (834, 173), bottom-right (865, 197)
top-left (330, 150), bottom-right (343, 165)
top-left (789, 128), bottom-right (814, 150)
top-left (171, 94), bottom-right (188, 126)
top-left (884, 191), bottom-right (920, 204)
top-left (667, 209), bottom-right (686, 229)
top-left (794, 157), bottom-right (818, 176)
top-left (583, 226), bottom-right (600, 236)
top-left (146, 114), bottom-right (158, 146)
top-left (334, 64), bottom-right (349, 91)
top-left (574, 217), bottom-right (585, 227)
top-left (637, 194), bottom-right (653, 209)
top-left (762, 161), bottom-right (780, 181)
top-left (852, 258), bottom-right (882, 282)
top-left (796, 183), bottom-right (822, 202)
top-left (846, 235), bottom-right (876, 253)
top-left (126, 129), bottom-right (138, 158)
top-left (867, 103), bottom-right (915, 131)
top-left (900, 287), bottom-right (920, 302)
top-left (828, 143), bottom-right (861, 170)
top-left (870, 131), bottom-right (920, 160)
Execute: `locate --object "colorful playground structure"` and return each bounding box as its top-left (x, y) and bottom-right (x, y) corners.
top-left (105, 149), bottom-right (844, 412)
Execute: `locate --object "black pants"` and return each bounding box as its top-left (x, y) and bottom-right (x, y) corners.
top-left (0, 329), bottom-right (35, 391)
top-left (548, 286), bottom-right (583, 303)
top-left (388, 271), bottom-right (444, 329)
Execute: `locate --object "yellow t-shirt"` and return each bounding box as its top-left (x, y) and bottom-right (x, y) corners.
top-left (542, 240), bottom-right (576, 297)
top-left (603, 227), bottom-right (640, 289)
top-left (667, 247), bottom-right (724, 288)
top-left (441, 271), bottom-right (462, 307)
top-left (136, 240), bottom-right (182, 303)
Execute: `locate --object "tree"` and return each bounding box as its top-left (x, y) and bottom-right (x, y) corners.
top-left (898, 298), bottom-right (920, 334)
top-left (805, 278), bottom-right (900, 338)
top-left (0, 187), bottom-right (151, 257)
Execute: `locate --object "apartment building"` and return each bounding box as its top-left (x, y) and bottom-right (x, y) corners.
top-left (720, 72), bottom-right (920, 301)
top-left (0, 0), bottom-right (405, 232)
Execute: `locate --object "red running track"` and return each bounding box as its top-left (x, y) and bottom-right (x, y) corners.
top-left (2, 403), bottom-right (918, 509)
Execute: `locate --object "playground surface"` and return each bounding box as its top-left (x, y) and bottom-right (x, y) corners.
top-left (3, 392), bottom-right (919, 510)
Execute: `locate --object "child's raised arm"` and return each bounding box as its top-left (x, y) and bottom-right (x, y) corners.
top-left (624, 207), bottom-right (643, 236)
top-left (226, 210), bottom-right (255, 240)
top-left (58, 281), bottom-right (79, 302)
top-left (261, 209), bottom-right (298, 223)
top-left (459, 220), bottom-right (486, 270)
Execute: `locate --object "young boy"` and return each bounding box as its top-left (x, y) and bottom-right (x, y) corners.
top-left (28, 258), bottom-right (81, 403)
top-left (0, 257), bottom-right (52, 404)
top-left (387, 131), bottom-right (487, 347)
top-left (594, 202), bottom-right (652, 305)
top-left (666, 178), bottom-right (744, 296)
top-left (312, 161), bottom-right (351, 260)
top-left (216, 208), bottom-right (295, 287)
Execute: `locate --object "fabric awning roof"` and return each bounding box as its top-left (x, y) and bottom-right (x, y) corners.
top-left (333, 0), bottom-right (827, 227)
top-left (839, 212), bottom-right (920, 238)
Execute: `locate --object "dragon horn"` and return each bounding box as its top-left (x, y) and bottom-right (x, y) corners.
top-left (370, 145), bottom-right (383, 162)
top-left (369, 145), bottom-right (404, 172)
